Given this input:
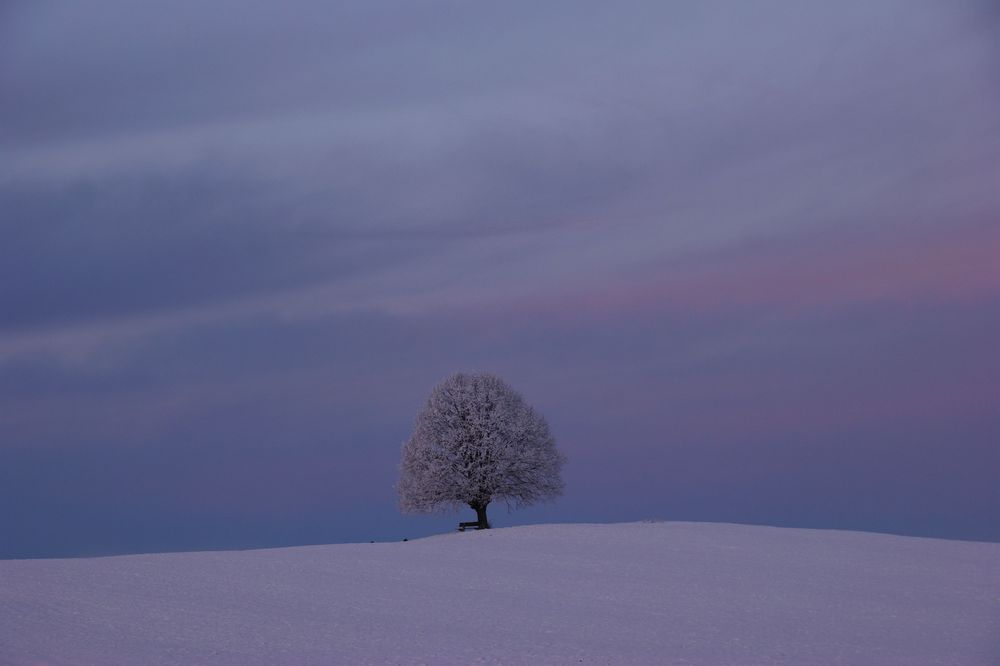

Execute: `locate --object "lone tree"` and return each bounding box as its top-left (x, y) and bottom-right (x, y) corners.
top-left (397, 372), bottom-right (565, 529)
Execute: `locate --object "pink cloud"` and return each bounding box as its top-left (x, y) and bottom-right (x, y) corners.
top-left (501, 221), bottom-right (1000, 320)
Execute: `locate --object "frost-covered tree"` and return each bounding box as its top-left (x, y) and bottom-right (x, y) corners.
top-left (397, 372), bottom-right (565, 529)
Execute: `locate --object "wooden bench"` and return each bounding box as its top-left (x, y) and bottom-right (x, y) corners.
top-left (458, 521), bottom-right (485, 532)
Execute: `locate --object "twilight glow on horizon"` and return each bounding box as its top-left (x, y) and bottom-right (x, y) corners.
top-left (1, 0), bottom-right (998, 557)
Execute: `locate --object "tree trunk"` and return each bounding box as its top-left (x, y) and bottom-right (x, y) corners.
top-left (470, 501), bottom-right (490, 529)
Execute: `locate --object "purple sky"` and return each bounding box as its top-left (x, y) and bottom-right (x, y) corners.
top-left (2, 1), bottom-right (998, 557)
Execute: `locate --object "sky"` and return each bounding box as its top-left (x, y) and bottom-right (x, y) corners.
top-left (1, 0), bottom-right (998, 558)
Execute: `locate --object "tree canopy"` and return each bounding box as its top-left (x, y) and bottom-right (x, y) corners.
top-left (397, 372), bottom-right (565, 529)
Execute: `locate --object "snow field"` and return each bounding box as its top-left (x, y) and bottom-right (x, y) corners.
top-left (1, 522), bottom-right (997, 665)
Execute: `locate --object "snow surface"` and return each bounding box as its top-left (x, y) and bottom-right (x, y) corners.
top-left (1, 522), bottom-right (997, 665)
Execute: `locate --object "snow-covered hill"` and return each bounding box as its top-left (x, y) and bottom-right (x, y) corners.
top-left (1, 522), bottom-right (996, 665)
